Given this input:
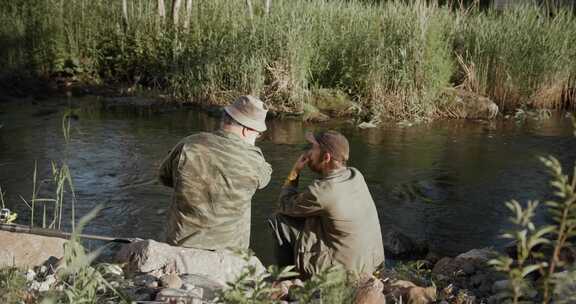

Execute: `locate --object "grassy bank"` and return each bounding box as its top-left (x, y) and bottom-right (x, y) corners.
top-left (0, 0), bottom-right (575, 120)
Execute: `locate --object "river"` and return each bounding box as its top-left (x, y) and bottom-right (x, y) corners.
top-left (0, 96), bottom-right (575, 265)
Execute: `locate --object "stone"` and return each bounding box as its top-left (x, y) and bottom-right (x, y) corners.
top-left (406, 286), bottom-right (436, 304)
top-left (383, 230), bottom-right (427, 258)
top-left (492, 279), bottom-right (510, 293)
top-left (133, 274), bottom-right (158, 288)
top-left (0, 230), bottom-right (66, 268)
top-left (156, 288), bottom-right (203, 304)
top-left (30, 274), bottom-right (57, 292)
top-left (456, 248), bottom-right (497, 263)
top-left (25, 269), bottom-right (36, 282)
top-left (160, 273), bottom-right (183, 289)
top-left (461, 261), bottom-right (475, 275)
top-left (354, 274), bottom-right (386, 304)
top-left (470, 274), bottom-right (486, 287)
top-left (383, 280), bottom-right (436, 304)
top-left (116, 239), bottom-right (265, 285)
top-left (180, 273), bottom-right (225, 301)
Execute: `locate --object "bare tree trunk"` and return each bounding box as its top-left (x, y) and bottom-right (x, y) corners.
top-left (184, 0), bottom-right (192, 31)
top-left (172, 0), bottom-right (183, 27)
top-left (265, 0), bottom-right (271, 15)
top-left (245, 0), bottom-right (254, 21)
top-left (122, 0), bottom-right (129, 30)
top-left (158, 0), bottom-right (166, 22)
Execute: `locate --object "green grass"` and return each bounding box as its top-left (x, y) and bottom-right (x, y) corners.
top-left (0, 0), bottom-right (575, 119)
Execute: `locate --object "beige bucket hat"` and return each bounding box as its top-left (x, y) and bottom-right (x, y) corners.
top-left (224, 95), bottom-right (268, 132)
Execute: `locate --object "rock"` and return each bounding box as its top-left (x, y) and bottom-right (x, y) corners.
top-left (461, 261), bottom-right (475, 275)
top-left (156, 288), bottom-right (203, 304)
top-left (358, 121), bottom-right (378, 129)
top-left (0, 230), bottom-right (66, 268)
top-left (121, 287), bottom-right (156, 302)
top-left (133, 274), bottom-right (158, 288)
top-left (354, 274), bottom-right (386, 304)
top-left (29, 274), bottom-right (57, 292)
top-left (160, 273), bottom-right (183, 289)
top-left (492, 280), bottom-right (509, 293)
top-left (383, 230), bottom-right (427, 258)
top-left (470, 274), bottom-right (486, 287)
top-left (406, 286), bottom-right (436, 304)
top-left (180, 273), bottom-right (225, 301)
top-left (439, 88), bottom-right (499, 120)
top-left (25, 269), bottom-right (36, 282)
top-left (456, 248), bottom-right (497, 263)
top-left (116, 239), bottom-right (265, 285)
top-left (384, 280), bottom-right (436, 304)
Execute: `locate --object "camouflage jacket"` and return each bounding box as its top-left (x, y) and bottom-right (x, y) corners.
top-left (159, 130), bottom-right (272, 250)
top-left (278, 167), bottom-right (384, 277)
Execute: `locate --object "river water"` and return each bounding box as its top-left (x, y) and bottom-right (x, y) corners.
top-left (1, 97), bottom-right (575, 265)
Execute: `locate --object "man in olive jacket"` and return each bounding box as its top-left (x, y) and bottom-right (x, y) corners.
top-left (269, 130), bottom-right (384, 278)
top-left (159, 96), bottom-right (272, 250)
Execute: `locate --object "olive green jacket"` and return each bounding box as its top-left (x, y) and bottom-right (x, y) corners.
top-left (159, 130), bottom-right (272, 250)
top-left (278, 167), bottom-right (384, 277)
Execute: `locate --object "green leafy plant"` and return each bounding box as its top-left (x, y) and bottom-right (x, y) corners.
top-left (490, 115), bottom-right (576, 303)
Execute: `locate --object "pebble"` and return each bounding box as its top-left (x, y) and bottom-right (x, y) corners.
top-left (160, 273), bottom-right (183, 289)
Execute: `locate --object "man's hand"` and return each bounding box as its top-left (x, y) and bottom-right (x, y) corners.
top-left (283, 153), bottom-right (309, 187)
top-left (292, 153), bottom-right (309, 173)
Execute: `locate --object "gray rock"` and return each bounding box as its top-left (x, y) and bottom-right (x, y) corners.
top-left (492, 279), bottom-right (510, 293)
top-left (457, 248), bottom-right (497, 263)
top-left (180, 273), bottom-right (225, 301)
top-left (133, 274), bottom-right (158, 288)
top-left (116, 239), bottom-right (265, 285)
top-left (0, 230), bottom-right (66, 268)
top-left (461, 261), bottom-right (475, 275)
top-left (160, 273), bottom-right (182, 289)
top-left (383, 229), bottom-right (426, 258)
top-left (156, 288), bottom-right (203, 304)
top-left (30, 274), bottom-right (56, 292)
top-left (470, 274), bottom-right (486, 287)
top-left (26, 269), bottom-right (36, 282)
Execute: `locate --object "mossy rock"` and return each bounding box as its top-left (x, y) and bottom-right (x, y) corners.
top-left (309, 88), bottom-right (358, 118)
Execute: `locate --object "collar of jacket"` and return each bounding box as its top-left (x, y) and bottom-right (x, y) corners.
top-left (216, 129), bottom-right (245, 143)
top-left (322, 167), bottom-right (349, 180)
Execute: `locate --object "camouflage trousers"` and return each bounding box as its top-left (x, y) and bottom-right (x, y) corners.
top-left (267, 213), bottom-right (304, 268)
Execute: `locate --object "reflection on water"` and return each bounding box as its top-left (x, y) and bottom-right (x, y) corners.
top-left (0, 97), bottom-right (575, 264)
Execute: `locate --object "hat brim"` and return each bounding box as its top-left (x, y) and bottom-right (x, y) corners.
top-left (224, 106), bottom-right (267, 132)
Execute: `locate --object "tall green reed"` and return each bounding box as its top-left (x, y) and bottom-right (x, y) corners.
top-left (1, 0), bottom-right (574, 119)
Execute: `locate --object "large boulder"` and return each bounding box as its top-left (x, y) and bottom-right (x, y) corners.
top-left (439, 88), bottom-right (499, 119)
top-left (115, 239), bottom-right (265, 285)
top-left (383, 229), bottom-right (428, 259)
top-left (0, 230), bottom-right (66, 268)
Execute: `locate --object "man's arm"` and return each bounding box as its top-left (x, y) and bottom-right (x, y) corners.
top-left (257, 161), bottom-right (273, 189)
top-left (158, 143), bottom-right (184, 188)
top-left (277, 154), bottom-right (324, 217)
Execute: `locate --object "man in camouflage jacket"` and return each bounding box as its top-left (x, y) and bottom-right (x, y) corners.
top-left (159, 96), bottom-right (272, 250)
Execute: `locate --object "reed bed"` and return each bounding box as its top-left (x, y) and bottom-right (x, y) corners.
top-left (1, 0), bottom-right (574, 119)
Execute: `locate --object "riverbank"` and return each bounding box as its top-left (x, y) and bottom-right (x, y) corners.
top-left (1, 0), bottom-right (575, 121)
top-left (0, 229), bottom-right (510, 304)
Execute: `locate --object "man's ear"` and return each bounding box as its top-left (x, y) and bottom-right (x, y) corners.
top-left (322, 152), bottom-right (332, 163)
